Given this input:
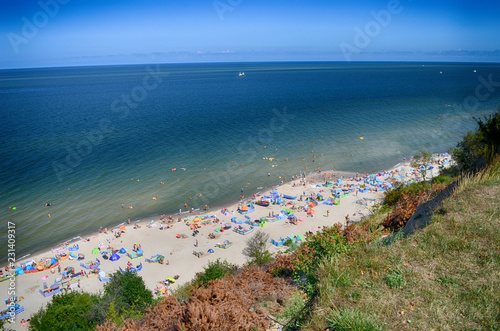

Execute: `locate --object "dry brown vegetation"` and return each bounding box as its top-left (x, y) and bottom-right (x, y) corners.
top-left (382, 184), bottom-right (446, 231)
top-left (96, 267), bottom-right (294, 331)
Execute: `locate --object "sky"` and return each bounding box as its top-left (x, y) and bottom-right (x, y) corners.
top-left (1, 0), bottom-right (499, 69)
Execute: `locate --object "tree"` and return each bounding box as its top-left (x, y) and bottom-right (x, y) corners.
top-left (30, 291), bottom-right (100, 331)
top-left (411, 149), bottom-right (432, 181)
top-left (242, 230), bottom-right (272, 265)
top-left (194, 259), bottom-right (237, 287)
top-left (102, 271), bottom-right (153, 313)
top-left (452, 109), bottom-right (500, 171)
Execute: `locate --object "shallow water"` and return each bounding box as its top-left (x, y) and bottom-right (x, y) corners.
top-left (1, 61), bottom-right (499, 261)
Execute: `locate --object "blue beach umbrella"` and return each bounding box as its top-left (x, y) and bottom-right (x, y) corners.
top-left (110, 253), bottom-right (120, 261)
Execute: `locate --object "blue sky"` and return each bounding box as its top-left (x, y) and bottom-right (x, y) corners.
top-left (1, 0), bottom-right (499, 68)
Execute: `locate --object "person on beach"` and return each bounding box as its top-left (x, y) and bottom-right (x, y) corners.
top-left (48, 213), bottom-right (51, 220)
top-left (327, 210), bottom-right (330, 217)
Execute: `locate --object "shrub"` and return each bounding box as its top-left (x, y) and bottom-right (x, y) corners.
top-left (243, 230), bottom-right (273, 265)
top-left (452, 109), bottom-right (500, 171)
top-left (384, 181), bottom-right (432, 206)
top-left (30, 291), bottom-right (100, 331)
top-left (295, 225), bottom-right (350, 275)
top-left (193, 258), bottom-right (237, 287)
top-left (100, 271), bottom-right (153, 320)
top-left (432, 174), bottom-right (453, 185)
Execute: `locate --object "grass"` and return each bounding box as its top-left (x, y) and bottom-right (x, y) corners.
top-left (303, 158), bottom-right (500, 330)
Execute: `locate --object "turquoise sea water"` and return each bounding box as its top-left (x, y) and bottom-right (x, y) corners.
top-left (1, 61), bottom-right (499, 262)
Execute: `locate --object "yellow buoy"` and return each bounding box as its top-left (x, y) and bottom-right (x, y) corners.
top-left (359, 137), bottom-right (364, 140)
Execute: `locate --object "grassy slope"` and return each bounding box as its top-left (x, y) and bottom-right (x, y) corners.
top-left (305, 164), bottom-right (500, 330)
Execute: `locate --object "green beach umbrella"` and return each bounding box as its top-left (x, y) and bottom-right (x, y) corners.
top-left (92, 248), bottom-right (100, 255)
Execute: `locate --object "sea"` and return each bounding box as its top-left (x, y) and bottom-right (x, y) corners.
top-left (1, 61), bottom-right (499, 262)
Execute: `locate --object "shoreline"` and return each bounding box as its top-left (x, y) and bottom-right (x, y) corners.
top-left (3, 169), bottom-right (358, 268)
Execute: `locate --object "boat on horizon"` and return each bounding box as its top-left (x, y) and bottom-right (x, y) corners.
top-left (238, 72), bottom-right (245, 77)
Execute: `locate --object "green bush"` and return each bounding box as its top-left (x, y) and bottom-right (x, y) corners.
top-left (243, 230), bottom-right (273, 265)
top-left (452, 109), bottom-right (500, 171)
top-left (103, 271), bottom-right (153, 312)
top-left (432, 175), bottom-right (453, 185)
top-left (383, 181), bottom-right (431, 206)
top-left (193, 259), bottom-right (237, 287)
top-left (30, 291), bottom-right (100, 331)
top-left (296, 227), bottom-right (350, 276)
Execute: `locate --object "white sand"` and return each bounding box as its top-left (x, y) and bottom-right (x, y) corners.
top-left (0, 155), bottom-right (452, 330)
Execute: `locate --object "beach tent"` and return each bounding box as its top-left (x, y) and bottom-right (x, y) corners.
top-left (119, 248), bottom-right (127, 254)
top-left (110, 253), bottom-right (120, 261)
top-left (92, 248), bottom-right (100, 255)
top-left (208, 249), bottom-right (214, 254)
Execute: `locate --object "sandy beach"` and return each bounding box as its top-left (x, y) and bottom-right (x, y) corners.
top-left (0, 155), bottom-right (452, 329)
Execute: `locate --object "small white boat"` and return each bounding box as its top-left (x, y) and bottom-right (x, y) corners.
top-left (239, 72), bottom-right (245, 77)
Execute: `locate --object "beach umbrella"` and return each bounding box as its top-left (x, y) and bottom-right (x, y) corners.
top-left (110, 253), bottom-right (120, 261)
top-left (208, 249), bottom-right (214, 254)
top-left (99, 271), bottom-right (106, 278)
top-left (119, 225), bottom-right (126, 231)
top-left (119, 248), bottom-right (127, 254)
top-left (92, 248), bottom-right (100, 255)
top-left (15, 267), bottom-right (24, 275)
top-left (308, 209), bottom-right (315, 215)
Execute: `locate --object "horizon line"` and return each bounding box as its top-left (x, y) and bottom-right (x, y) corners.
top-left (2, 59), bottom-right (500, 71)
